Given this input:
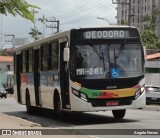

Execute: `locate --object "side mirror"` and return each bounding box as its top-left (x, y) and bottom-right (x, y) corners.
top-left (64, 47), bottom-right (70, 61)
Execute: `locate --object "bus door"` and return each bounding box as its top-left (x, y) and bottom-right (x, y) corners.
top-left (33, 48), bottom-right (41, 106)
top-left (60, 42), bottom-right (70, 109)
top-left (16, 54), bottom-right (22, 103)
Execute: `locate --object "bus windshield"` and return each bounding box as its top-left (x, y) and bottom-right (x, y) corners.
top-left (70, 43), bottom-right (143, 80)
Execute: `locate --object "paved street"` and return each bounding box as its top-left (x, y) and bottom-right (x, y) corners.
top-left (0, 97), bottom-right (160, 138)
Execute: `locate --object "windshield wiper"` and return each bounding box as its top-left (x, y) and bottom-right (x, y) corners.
top-left (88, 41), bottom-right (106, 70)
top-left (88, 41), bottom-right (104, 59)
top-left (115, 42), bottom-right (125, 59)
top-left (113, 46), bottom-right (117, 69)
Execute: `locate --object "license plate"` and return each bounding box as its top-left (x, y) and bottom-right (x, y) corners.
top-left (106, 101), bottom-right (119, 106)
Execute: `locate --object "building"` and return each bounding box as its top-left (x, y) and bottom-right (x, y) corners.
top-left (0, 56), bottom-right (13, 85)
top-left (157, 0), bottom-right (160, 36)
top-left (116, 0), bottom-right (160, 35)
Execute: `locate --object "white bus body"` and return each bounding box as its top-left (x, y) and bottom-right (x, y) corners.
top-left (14, 26), bottom-right (146, 119)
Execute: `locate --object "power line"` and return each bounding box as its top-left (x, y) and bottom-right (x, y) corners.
top-left (59, 0), bottom-right (107, 22)
top-left (61, 4), bottom-right (113, 24)
top-left (61, 4), bottom-right (113, 25)
top-left (60, 6), bottom-right (115, 31)
top-left (57, 0), bottom-right (101, 18)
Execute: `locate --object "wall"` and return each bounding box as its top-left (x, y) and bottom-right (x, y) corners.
top-left (0, 61), bottom-right (13, 85)
top-left (145, 60), bottom-right (160, 86)
top-left (0, 72), bottom-right (7, 85)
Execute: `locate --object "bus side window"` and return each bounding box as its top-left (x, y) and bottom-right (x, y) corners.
top-left (26, 50), bottom-right (29, 72)
top-left (29, 49), bottom-right (33, 72)
top-left (22, 51), bottom-right (26, 73)
top-left (48, 43), bottom-right (52, 70)
top-left (40, 44), bottom-right (48, 71)
top-left (51, 42), bottom-right (58, 70)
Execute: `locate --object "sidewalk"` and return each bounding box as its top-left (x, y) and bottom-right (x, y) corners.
top-left (0, 113), bottom-right (90, 138)
top-left (0, 113), bottom-right (41, 129)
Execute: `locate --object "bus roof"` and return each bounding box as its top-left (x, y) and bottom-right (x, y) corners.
top-left (14, 25), bottom-right (138, 52)
top-left (14, 30), bottom-right (70, 52)
top-left (79, 25), bottom-right (136, 29)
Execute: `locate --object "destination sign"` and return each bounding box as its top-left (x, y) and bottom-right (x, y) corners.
top-left (83, 30), bottom-right (129, 39)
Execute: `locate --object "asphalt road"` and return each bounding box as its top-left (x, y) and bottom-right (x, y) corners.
top-left (0, 97), bottom-right (160, 138)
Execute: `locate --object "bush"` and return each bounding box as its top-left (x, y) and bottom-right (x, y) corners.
top-left (155, 40), bottom-right (160, 49)
top-left (141, 30), bottom-right (159, 49)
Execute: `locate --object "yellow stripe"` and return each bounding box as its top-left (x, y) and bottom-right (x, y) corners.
top-left (102, 88), bottom-right (137, 98)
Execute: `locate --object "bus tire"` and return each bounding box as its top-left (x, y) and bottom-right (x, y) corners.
top-left (112, 109), bottom-right (126, 119)
top-left (26, 92), bottom-right (33, 114)
top-left (54, 92), bottom-right (61, 112)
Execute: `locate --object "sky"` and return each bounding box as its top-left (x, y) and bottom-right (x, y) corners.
top-left (0, 0), bottom-right (117, 48)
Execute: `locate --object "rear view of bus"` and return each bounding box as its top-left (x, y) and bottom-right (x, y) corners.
top-left (69, 26), bottom-right (146, 119)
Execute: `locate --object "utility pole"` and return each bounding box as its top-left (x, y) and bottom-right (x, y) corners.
top-left (46, 17), bottom-right (60, 34)
top-left (0, 34), bottom-right (15, 49)
top-left (4, 34), bottom-right (15, 43)
top-left (112, 0), bottom-right (132, 26)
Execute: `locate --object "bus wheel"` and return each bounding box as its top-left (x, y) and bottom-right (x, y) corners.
top-left (26, 94), bottom-right (33, 114)
top-left (112, 109), bottom-right (126, 119)
top-left (54, 94), bottom-right (61, 112)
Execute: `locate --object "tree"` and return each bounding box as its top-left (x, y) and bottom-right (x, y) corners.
top-left (141, 30), bottom-right (159, 49)
top-left (0, 0), bottom-right (39, 22)
top-left (120, 19), bottom-right (128, 25)
top-left (28, 27), bottom-right (42, 40)
top-left (155, 40), bottom-right (160, 49)
top-left (142, 15), bottom-right (151, 30)
top-left (150, 8), bottom-right (158, 31)
top-left (142, 4), bottom-right (158, 31)
top-left (38, 15), bottom-right (46, 37)
top-left (0, 50), bottom-right (4, 56)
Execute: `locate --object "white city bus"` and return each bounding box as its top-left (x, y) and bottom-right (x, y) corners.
top-left (14, 26), bottom-right (146, 119)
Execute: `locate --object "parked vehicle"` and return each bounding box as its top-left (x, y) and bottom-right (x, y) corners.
top-left (145, 85), bottom-right (160, 104)
top-left (0, 85), bottom-right (7, 98)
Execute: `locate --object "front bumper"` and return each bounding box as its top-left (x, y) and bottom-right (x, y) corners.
top-left (70, 91), bottom-right (146, 112)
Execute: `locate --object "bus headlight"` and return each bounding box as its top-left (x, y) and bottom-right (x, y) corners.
top-left (72, 89), bottom-right (79, 96)
top-left (135, 89), bottom-right (141, 99)
top-left (135, 86), bottom-right (144, 99)
top-left (72, 88), bottom-right (88, 102)
top-left (80, 93), bottom-right (87, 101)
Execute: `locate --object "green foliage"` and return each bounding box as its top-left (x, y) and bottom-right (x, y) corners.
top-left (121, 19), bottom-right (128, 25)
top-left (141, 30), bottom-right (158, 44)
top-left (28, 27), bottom-right (42, 40)
top-left (155, 39), bottom-right (160, 49)
top-left (0, 50), bottom-right (6, 56)
top-left (0, 51), bottom-right (3, 56)
top-left (141, 30), bottom-right (160, 49)
top-left (142, 6), bottom-right (158, 31)
top-left (0, 0), bottom-right (39, 22)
